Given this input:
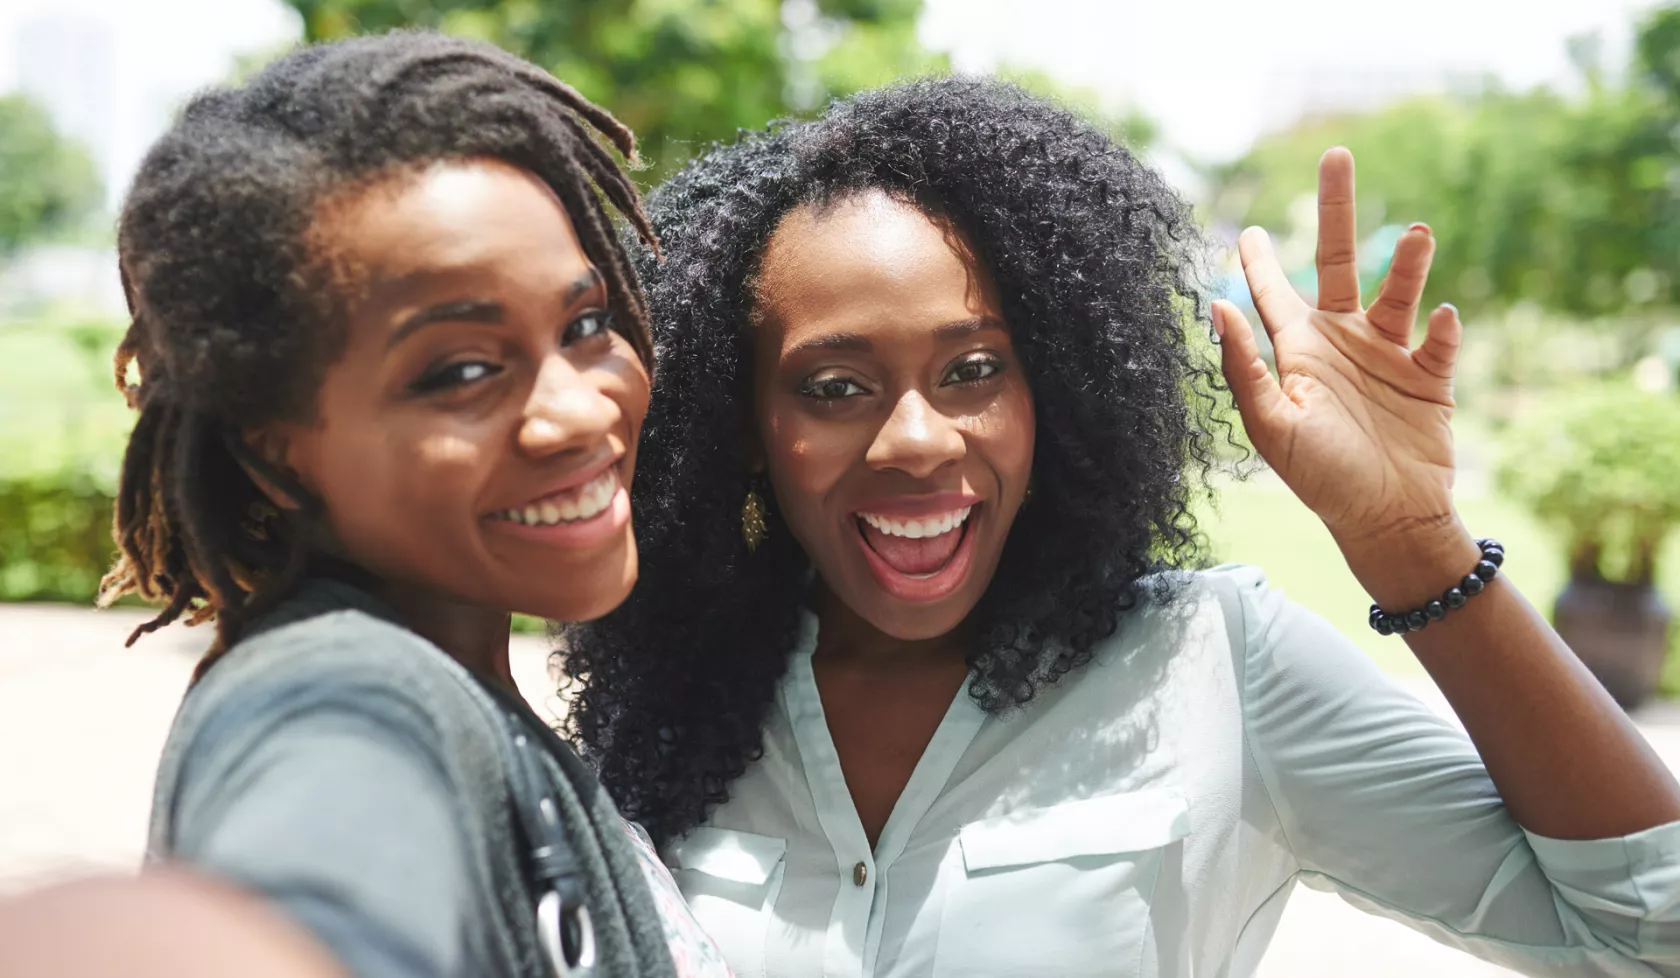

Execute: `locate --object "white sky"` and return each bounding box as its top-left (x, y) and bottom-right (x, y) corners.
top-left (0, 0), bottom-right (1661, 206)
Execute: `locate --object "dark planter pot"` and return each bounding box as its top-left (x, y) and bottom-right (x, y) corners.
top-left (1553, 575), bottom-right (1671, 709)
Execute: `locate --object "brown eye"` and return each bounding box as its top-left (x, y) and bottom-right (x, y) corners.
top-left (799, 374), bottom-right (869, 401)
top-left (412, 360), bottom-right (502, 393)
top-left (943, 355), bottom-right (1002, 386)
top-left (563, 310), bottom-right (612, 346)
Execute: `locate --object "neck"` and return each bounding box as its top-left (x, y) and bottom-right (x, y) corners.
top-left (810, 583), bottom-right (974, 672)
top-left (372, 581), bottom-right (516, 693)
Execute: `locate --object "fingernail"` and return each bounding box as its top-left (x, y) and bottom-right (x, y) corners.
top-left (1442, 302), bottom-right (1458, 315)
top-left (1409, 222), bottom-right (1431, 235)
top-left (1211, 304), bottom-right (1225, 339)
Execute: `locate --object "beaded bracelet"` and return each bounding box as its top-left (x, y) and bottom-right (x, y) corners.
top-left (1368, 538), bottom-right (1504, 636)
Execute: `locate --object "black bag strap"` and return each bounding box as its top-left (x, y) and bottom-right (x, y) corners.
top-left (501, 707), bottom-right (598, 977)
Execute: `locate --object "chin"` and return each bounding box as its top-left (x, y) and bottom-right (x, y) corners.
top-left (521, 545), bottom-right (639, 624)
top-left (858, 597), bottom-right (978, 643)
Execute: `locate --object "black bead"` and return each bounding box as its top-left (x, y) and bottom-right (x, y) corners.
top-left (1389, 615), bottom-right (1410, 634)
top-left (1374, 616), bottom-right (1394, 636)
top-left (1405, 610), bottom-right (1428, 631)
top-left (1474, 559), bottom-right (1499, 581)
top-left (1369, 604), bottom-right (1384, 621)
top-left (1483, 547), bottom-right (1504, 567)
top-left (1425, 600), bottom-right (1446, 620)
top-left (1461, 573), bottom-right (1485, 595)
top-left (1443, 587), bottom-right (1467, 608)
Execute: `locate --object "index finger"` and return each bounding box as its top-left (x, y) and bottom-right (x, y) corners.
top-left (1316, 147), bottom-right (1361, 313)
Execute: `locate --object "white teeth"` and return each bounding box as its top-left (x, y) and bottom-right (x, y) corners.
top-left (859, 506), bottom-right (972, 539)
top-left (496, 470), bottom-right (617, 527)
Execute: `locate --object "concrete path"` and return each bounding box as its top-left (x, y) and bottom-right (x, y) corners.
top-left (3, 602), bottom-right (1677, 978)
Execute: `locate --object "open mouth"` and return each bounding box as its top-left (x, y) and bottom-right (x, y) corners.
top-left (853, 504), bottom-right (979, 602)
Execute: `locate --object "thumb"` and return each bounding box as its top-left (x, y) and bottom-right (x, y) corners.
top-left (1214, 300), bottom-right (1290, 450)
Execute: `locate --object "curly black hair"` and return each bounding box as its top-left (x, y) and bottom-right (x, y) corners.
top-left (561, 76), bottom-right (1227, 846)
top-left (100, 31), bottom-right (656, 671)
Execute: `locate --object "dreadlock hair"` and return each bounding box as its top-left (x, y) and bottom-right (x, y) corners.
top-left (561, 77), bottom-right (1232, 846)
top-left (100, 30), bottom-right (657, 671)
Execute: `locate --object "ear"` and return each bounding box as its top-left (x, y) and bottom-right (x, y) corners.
top-left (238, 424), bottom-right (310, 512)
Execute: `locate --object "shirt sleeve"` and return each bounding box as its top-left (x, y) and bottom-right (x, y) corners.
top-left (166, 684), bottom-right (475, 978)
top-left (1220, 564), bottom-right (1680, 977)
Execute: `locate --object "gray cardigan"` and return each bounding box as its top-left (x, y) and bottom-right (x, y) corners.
top-left (146, 578), bottom-right (677, 978)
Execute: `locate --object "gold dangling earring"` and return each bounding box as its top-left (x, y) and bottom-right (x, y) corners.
top-left (741, 486), bottom-right (769, 552)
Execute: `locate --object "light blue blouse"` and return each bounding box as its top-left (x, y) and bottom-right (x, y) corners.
top-left (662, 565), bottom-right (1680, 978)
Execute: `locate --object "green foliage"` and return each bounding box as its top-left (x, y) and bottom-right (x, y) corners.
top-left (0, 476), bottom-right (114, 603)
top-left (0, 314), bottom-right (130, 604)
top-left (0, 95), bottom-right (103, 254)
top-left (1210, 6), bottom-right (1680, 326)
top-left (282, 0), bottom-right (946, 180)
top-left (1637, 4), bottom-right (1680, 105)
top-left (1495, 383), bottom-right (1680, 584)
top-left (1211, 86), bottom-right (1678, 320)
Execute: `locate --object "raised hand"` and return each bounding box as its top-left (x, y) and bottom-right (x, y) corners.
top-left (1213, 147), bottom-right (1462, 548)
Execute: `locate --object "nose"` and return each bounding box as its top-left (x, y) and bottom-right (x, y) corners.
top-left (516, 354), bottom-right (620, 460)
top-left (866, 390), bottom-right (966, 479)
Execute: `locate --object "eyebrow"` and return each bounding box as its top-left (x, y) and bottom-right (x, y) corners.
top-left (783, 315), bottom-right (1006, 359)
top-left (387, 268), bottom-right (604, 348)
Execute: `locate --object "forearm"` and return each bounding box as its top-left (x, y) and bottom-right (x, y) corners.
top-left (1337, 516), bottom-right (1680, 840)
top-left (0, 871), bottom-right (345, 978)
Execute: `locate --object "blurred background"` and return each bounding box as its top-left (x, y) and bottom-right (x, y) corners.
top-left (4, 1), bottom-right (1680, 974)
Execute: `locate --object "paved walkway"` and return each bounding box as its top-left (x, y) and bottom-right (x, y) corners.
top-left (4, 602), bottom-right (1678, 977)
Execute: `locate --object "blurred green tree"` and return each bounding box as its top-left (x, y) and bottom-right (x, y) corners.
top-left (0, 95), bottom-right (103, 255)
top-left (1208, 3), bottom-right (1680, 333)
top-left (283, 0), bottom-right (946, 179)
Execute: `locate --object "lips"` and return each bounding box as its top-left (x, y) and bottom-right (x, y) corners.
top-left (483, 461), bottom-right (631, 551)
top-left (852, 502), bottom-right (980, 602)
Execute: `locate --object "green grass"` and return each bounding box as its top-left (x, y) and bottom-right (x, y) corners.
top-left (0, 317), bottom-right (131, 483)
top-left (1201, 480), bottom-right (1680, 687)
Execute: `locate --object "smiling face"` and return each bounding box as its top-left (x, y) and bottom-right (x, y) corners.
top-left (752, 191), bottom-right (1036, 641)
top-left (264, 159), bottom-right (648, 623)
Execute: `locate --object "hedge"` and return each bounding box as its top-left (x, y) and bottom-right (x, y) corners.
top-left (0, 475), bottom-right (116, 603)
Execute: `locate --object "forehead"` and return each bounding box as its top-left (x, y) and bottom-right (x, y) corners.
top-left (754, 191), bottom-right (998, 343)
top-left (310, 158), bottom-right (592, 297)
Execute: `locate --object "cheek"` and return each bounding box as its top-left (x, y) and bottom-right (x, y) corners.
top-left (607, 338), bottom-right (652, 435)
top-left (978, 383), bottom-right (1036, 488)
top-left (314, 420), bottom-right (487, 540)
top-left (760, 403), bottom-right (858, 528)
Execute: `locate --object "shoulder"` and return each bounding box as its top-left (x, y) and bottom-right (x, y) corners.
top-left (189, 609), bottom-right (479, 723)
top-left (1118, 563), bottom-right (1280, 656)
top-left (160, 609), bottom-right (500, 806)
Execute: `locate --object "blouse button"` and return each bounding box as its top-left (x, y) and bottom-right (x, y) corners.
top-left (852, 861), bottom-right (868, 887)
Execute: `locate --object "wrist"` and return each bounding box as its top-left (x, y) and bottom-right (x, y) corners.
top-left (1333, 515), bottom-right (1484, 610)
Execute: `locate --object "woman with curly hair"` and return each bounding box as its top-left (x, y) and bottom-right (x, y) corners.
top-left (0, 32), bottom-right (732, 978)
top-left (563, 78), bottom-right (1680, 977)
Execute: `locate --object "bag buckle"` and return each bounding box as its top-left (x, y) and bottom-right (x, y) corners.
top-left (537, 888), bottom-right (597, 977)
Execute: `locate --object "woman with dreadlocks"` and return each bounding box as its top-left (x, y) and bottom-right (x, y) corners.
top-left (0, 32), bottom-right (730, 978)
top-left (562, 78), bottom-right (1680, 978)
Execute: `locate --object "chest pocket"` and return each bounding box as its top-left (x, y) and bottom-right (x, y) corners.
top-left (666, 826), bottom-right (786, 978)
top-left (933, 789), bottom-right (1190, 978)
